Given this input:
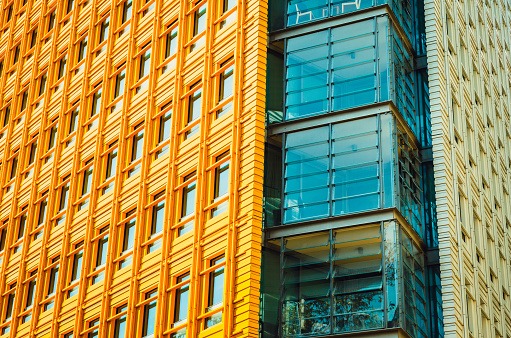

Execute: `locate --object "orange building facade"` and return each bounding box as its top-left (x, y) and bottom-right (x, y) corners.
top-left (0, 0), bottom-right (267, 337)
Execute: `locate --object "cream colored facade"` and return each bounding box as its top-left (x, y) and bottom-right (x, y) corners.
top-left (426, 0), bottom-right (511, 335)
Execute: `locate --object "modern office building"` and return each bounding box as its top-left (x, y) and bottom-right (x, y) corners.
top-left (0, 0), bottom-right (508, 338)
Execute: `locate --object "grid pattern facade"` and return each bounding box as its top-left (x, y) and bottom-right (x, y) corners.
top-left (425, 0), bottom-right (511, 335)
top-left (261, 0), bottom-right (435, 336)
top-left (0, 0), bottom-right (267, 337)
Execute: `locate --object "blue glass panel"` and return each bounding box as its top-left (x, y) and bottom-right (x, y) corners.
top-left (333, 177), bottom-right (379, 199)
top-left (285, 187), bottom-right (329, 207)
top-left (286, 172), bottom-right (329, 193)
top-left (285, 157), bottom-right (329, 177)
top-left (287, 30), bottom-right (328, 52)
top-left (332, 133), bottom-right (377, 153)
top-left (285, 143), bottom-right (329, 163)
top-left (287, 73), bottom-right (328, 92)
top-left (286, 126), bottom-right (329, 147)
top-left (284, 202), bottom-right (330, 223)
top-left (330, 0), bottom-right (376, 15)
top-left (287, 59), bottom-right (329, 79)
top-left (335, 310), bottom-right (384, 333)
top-left (287, 0), bottom-right (329, 26)
top-left (331, 48), bottom-right (374, 68)
top-left (332, 147), bottom-right (378, 168)
top-left (331, 35), bottom-right (374, 54)
top-left (332, 116), bottom-right (377, 136)
top-left (286, 86), bottom-right (329, 106)
top-left (287, 46), bottom-right (329, 65)
top-left (332, 164), bottom-right (379, 185)
top-left (286, 100), bottom-right (329, 119)
top-left (332, 193), bottom-right (379, 215)
top-left (331, 21), bottom-right (374, 40)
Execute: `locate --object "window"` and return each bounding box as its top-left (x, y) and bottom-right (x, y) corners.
top-left (141, 289), bottom-right (157, 337)
top-left (114, 66), bottom-right (126, 98)
top-left (102, 141), bottom-right (118, 194)
top-left (0, 225), bottom-right (7, 253)
top-left (118, 209), bottom-right (136, 269)
top-left (43, 256), bottom-right (59, 310)
top-left (77, 35), bottom-right (88, 63)
top-left (65, 104), bottom-right (79, 146)
top-left (283, 17), bottom-right (414, 124)
top-left (285, 0), bottom-right (403, 28)
top-left (136, 44), bottom-right (151, 93)
top-left (113, 304), bottom-right (128, 338)
top-left (190, 3), bottom-right (207, 52)
top-left (282, 115), bottom-right (392, 224)
top-left (65, 0), bottom-right (75, 15)
top-left (88, 87), bottom-right (102, 130)
top-left (2, 283), bottom-right (16, 329)
top-left (141, 0), bottom-right (155, 17)
top-left (211, 152), bottom-right (229, 217)
top-left (204, 256), bottom-right (225, 328)
top-left (119, 0), bottom-right (132, 32)
top-left (87, 318), bottom-right (100, 338)
top-left (184, 82), bottom-right (201, 139)
top-left (38, 72), bottom-right (48, 97)
top-left (57, 176), bottom-right (71, 214)
top-left (2, 104), bottom-right (11, 128)
top-left (4, 4), bottom-right (12, 25)
top-left (146, 192), bottom-right (164, 253)
top-left (178, 172), bottom-right (196, 236)
top-left (279, 227), bottom-right (383, 336)
top-left (161, 22), bottom-right (178, 72)
top-left (216, 59), bottom-right (234, 118)
top-left (397, 129), bottom-right (422, 234)
top-left (127, 122), bottom-right (144, 177)
top-left (20, 89), bottom-right (29, 113)
top-left (26, 135), bottom-right (38, 173)
top-left (77, 159), bottom-right (94, 211)
top-left (154, 103), bottom-right (172, 158)
top-left (44, 119), bottom-right (59, 163)
top-left (29, 28), bottom-right (38, 49)
top-left (33, 194), bottom-right (48, 240)
top-left (98, 17), bottom-right (110, 45)
top-left (22, 270), bottom-right (37, 323)
top-left (269, 222), bottom-right (426, 337)
top-left (8, 153), bottom-right (18, 181)
top-left (57, 54), bottom-right (67, 80)
top-left (172, 274), bottom-right (190, 335)
top-left (91, 226), bottom-right (108, 284)
top-left (47, 10), bottom-right (56, 33)
top-left (67, 241), bottom-right (84, 298)
top-left (11, 44), bottom-right (20, 67)
top-left (14, 207), bottom-right (27, 252)
top-left (219, 0), bottom-right (236, 28)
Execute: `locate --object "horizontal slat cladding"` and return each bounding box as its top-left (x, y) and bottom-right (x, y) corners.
top-left (0, 0), bottom-right (267, 337)
top-left (426, 0), bottom-right (511, 334)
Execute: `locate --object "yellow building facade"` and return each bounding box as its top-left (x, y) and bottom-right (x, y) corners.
top-left (0, 0), bottom-right (266, 337)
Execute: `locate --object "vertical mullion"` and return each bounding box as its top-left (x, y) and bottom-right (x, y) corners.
top-left (279, 237), bottom-right (284, 338)
top-left (73, 0), bottom-right (120, 334)
top-left (5, 0), bottom-right (33, 334)
top-left (190, 0), bottom-right (215, 334)
top-left (329, 229), bottom-right (334, 335)
top-left (224, 0), bottom-right (245, 334)
top-left (382, 221), bottom-right (388, 328)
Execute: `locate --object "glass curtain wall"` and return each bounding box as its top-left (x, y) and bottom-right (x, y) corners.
top-left (266, 220), bottom-right (426, 338)
top-left (282, 16), bottom-right (417, 140)
top-left (279, 114), bottom-right (422, 236)
top-left (284, 0), bottom-right (413, 42)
